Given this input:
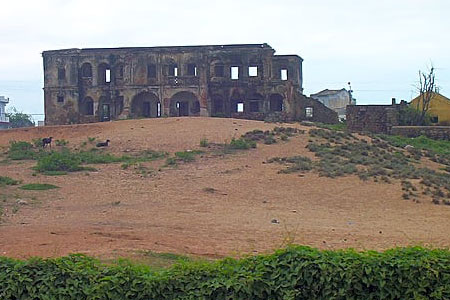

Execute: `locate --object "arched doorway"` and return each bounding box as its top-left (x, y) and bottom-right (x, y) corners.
top-left (169, 91), bottom-right (200, 117)
top-left (248, 93), bottom-right (264, 113)
top-left (79, 96), bottom-right (94, 115)
top-left (211, 94), bottom-right (224, 116)
top-left (270, 94), bottom-right (284, 112)
top-left (131, 92), bottom-right (160, 118)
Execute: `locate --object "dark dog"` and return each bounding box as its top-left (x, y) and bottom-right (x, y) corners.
top-left (96, 140), bottom-right (110, 147)
top-left (42, 137), bottom-right (53, 148)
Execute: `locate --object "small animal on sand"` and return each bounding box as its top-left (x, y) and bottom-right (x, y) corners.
top-left (96, 140), bottom-right (110, 147)
top-left (42, 137), bottom-right (53, 148)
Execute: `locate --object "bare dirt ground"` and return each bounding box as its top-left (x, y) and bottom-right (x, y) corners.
top-left (0, 117), bottom-right (449, 260)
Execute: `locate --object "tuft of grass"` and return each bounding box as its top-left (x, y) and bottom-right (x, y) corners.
top-left (174, 150), bottom-right (203, 162)
top-left (199, 138), bottom-right (209, 147)
top-left (228, 138), bottom-right (256, 150)
top-left (20, 183), bottom-right (59, 190)
top-left (0, 176), bottom-right (21, 186)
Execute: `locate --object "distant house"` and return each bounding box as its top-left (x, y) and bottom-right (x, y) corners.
top-left (0, 96), bottom-right (9, 129)
top-left (409, 92), bottom-right (450, 125)
top-left (310, 88), bottom-right (356, 120)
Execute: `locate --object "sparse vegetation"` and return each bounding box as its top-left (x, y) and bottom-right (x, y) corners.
top-left (228, 137), bottom-right (256, 150)
top-left (174, 150), bottom-right (203, 162)
top-left (269, 128), bottom-right (450, 204)
top-left (20, 183), bottom-right (59, 190)
top-left (8, 141), bottom-right (37, 160)
top-left (199, 137), bottom-right (209, 147)
top-left (55, 139), bottom-right (69, 146)
top-left (0, 176), bottom-right (21, 186)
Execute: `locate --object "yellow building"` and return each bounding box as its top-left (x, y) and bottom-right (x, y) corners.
top-left (410, 92), bottom-right (450, 125)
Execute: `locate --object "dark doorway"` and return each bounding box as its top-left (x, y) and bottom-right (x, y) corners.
top-left (178, 102), bottom-right (189, 116)
top-left (102, 104), bottom-right (111, 121)
top-left (143, 102), bottom-right (151, 117)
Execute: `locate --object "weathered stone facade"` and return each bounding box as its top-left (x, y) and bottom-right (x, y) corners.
top-left (346, 101), bottom-right (406, 134)
top-left (42, 44), bottom-right (315, 125)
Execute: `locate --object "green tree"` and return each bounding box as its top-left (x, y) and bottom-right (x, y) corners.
top-left (6, 107), bottom-right (35, 128)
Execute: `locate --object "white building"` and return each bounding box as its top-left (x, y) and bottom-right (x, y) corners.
top-left (0, 96), bottom-right (10, 128)
top-left (310, 88), bottom-right (356, 120)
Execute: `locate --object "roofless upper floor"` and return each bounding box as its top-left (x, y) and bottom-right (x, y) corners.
top-left (42, 43), bottom-right (303, 90)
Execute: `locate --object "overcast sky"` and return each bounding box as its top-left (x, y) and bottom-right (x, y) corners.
top-left (1, 0), bottom-right (449, 122)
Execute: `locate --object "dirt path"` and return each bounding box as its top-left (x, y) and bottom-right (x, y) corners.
top-left (0, 118), bottom-right (449, 259)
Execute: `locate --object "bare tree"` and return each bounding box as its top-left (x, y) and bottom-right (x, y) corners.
top-left (415, 66), bottom-right (436, 125)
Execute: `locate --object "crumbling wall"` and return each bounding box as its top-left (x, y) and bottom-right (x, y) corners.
top-left (43, 44), bottom-right (309, 125)
top-left (391, 126), bottom-right (450, 140)
top-left (346, 105), bottom-right (402, 134)
top-left (293, 94), bottom-right (339, 124)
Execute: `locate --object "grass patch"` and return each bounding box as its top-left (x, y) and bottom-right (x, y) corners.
top-left (0, 176), bottom-right (21, 186)
top-left (20, 183), bottom-right (59, 190)
top-left (380, 135), bottom-right (450, 155)
top-left (199, 138), bottom-right (209, 147)
top-left (228, 138), bottom-right (256, 150)
top-left (174, 150), bottom-right (203, 162)
top-left (7, 141), bottom-right (37, 160)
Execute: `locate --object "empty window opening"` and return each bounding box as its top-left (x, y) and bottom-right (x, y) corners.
top-left (57, 95), bottom-right (64, 103)
top-left (249, 101), bottom-right (259, 112)
top-left (169, 65), bottom-right (178, 76)
top-left (431, 116), bottom-right (438, 123)
top-left (231, 66), bottom-right (239, 80)
top-left (147, 64), bottom-right (157, 78)
top-left (248, 66), bottom-right (258, 77)
top-left (58, 67), bottom-right (66, 80)
top-left (281, 69), bottom-right (288, 81)
top-left (214, 65), bottom-right (224, 77)
top-left (237, 102), bottom-right (244, 113)
top-left (187, 64), bottom-right (197, 76)
top-left (105, 69), bottom-right (111, 83)
top-left (305, 107), bottom-right (313, 118)
top-left (81, 63), bottom-right (92, 78)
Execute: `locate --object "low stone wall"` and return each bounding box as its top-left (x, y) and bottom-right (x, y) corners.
top-left (391, 126), bottom-right (450, 140)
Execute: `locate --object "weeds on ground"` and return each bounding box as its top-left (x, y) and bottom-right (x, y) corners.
top-left (269, 128), bottom-right (450, 204)
top-left (20, 183), bottom-right (59, 190)
top-left (0, 176), bottom-right (21, 186)
top-left (55, 139), bottom-right (69, 146)
top-left (199, 138), bottom-right (209, 147)
top-left (7, 141), bottom-right (168, 174)
top-left (8, 141), bottom-right (37, 160)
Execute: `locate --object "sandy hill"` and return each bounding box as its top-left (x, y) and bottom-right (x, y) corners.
top-left (0, 117), bottom-right (449, 260)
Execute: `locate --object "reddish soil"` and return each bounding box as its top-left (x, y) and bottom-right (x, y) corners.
top-left (0, 117), bottom-right (449, 260)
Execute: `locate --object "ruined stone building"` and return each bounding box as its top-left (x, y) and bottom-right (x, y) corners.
top-left (43, 43), bottom-right (337, 125)
top-left (346, 99), bottom-right (407, 134)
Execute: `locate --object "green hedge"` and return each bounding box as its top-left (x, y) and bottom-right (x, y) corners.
top-left (0, 246), bottom-right (449, 299)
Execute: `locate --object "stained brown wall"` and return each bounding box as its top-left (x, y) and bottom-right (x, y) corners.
top-left (43, 44), bottom-right (310, 125)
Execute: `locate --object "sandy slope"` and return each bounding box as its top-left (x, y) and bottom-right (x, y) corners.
top-left (0, 117), bottom-right (449, 259)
